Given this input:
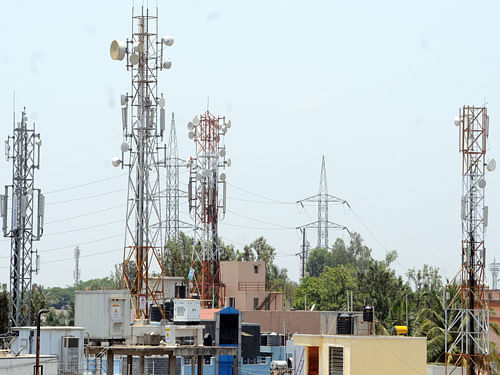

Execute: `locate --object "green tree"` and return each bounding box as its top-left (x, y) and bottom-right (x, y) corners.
top-left (244, 237), bottom-right (276, 289)
top-left (0, 286), bottom-right (9, 333)
top-left (305, 247), bottom-right (332, 277)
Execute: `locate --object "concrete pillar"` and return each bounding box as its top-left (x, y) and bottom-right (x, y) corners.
top-left (191, 356), bottom-right (196, 375)
top-left (197, 355), bottom-right (203, 375)
top-left (126, 355), bottom-right (132, 375)
top-left (139, 355), bottom-right (145, 375)
top-left (169, 354), bottom-right (176, 374)
top-left (106, 352), bottom-right (114, 375)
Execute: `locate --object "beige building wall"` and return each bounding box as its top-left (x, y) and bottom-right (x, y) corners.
top-left (293, 334), bottom-right (427, 375)
top-left (220, 261), bottom-right (283, 311)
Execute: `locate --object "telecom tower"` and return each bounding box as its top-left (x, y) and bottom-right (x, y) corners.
top-left (489, 259), bottom-right (500, 290)
top-left (110, 6), bottom-right (174, 319)
top-left (73, 246), bottom-right (81, 287)
top-left (187, 111), bottom-right (231, 308)
top-left (297, 156), bottom-right (349, 251)
top-left (445, 106), bottom-right (496, 375)
top-left (165, 113), bottom-right (191, 243)
top-left (1, 108), bottom-right (44, 327)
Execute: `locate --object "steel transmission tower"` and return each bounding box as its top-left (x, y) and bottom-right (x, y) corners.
top-left (110, 6), bottom-right (174, 320)
top-left (296, 228), bottom-right (310, 279)
top-left (1, 108), bottom-right (44, 327)
top-left (73, 246), bottom-right (81, 287)
top-left (187, 111), bottom-right (231, 308)
top-left (297, 156), bottom-right (349, 250)
top-left (445, 106), bottom-right (496, 375)
top-left (165, 113), bottom-right (192, 243)
top-left (489, 259), bottom-right (500, 290)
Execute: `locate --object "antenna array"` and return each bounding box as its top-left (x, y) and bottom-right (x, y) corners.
top-left (110, 6), bottom-right (174, 320)
top-left (1, 108), bottom-right (44, 327)
top-left (445, 106), bottom-right (495, 375)
top-left (187, 112), bottom-right (231, 308)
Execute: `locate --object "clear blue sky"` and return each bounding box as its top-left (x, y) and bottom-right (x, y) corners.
top-left (1, 0), bottom-right (500, 287)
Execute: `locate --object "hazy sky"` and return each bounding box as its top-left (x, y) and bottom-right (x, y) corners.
top-left (1, 0), bottom-right (500, 287)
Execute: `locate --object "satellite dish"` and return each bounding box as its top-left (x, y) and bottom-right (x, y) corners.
top-left (110, 40), bottom-right (126, 61)
top-left (162, 35), bottom-right (174, 46)
top-left (121, 142), bottom-right (129, 153)
top-left (203, 169), bottom-right (210, 177)
top-left (453, 116), bottom-right (460, 127)
top-left (220, 173), bottom-right (226, 182)
top-left (193, 116), bottom-right (200, 126)
top-left (162, 59), bottom-right (172, 69)
top-left (227, 158), bottom-right (232, 167)
top-left (120, 94), bottom-right (128, 106)
top-left (158, 97), bottom-right (166, 108)
top-left (487, 159), bottom-right (496, 172)
top-left (134, 42), bottom-right (144, 53)
top-left (35, 137), bottom-right (42, 147)
top-left (196, 172), bottom-right (202, 181)
top-left (226, 120), bottom-right (231, 128)
top-left (219, 149), bottom-right (226, 157)
top-left (187, 122), bottom-right (194, 130)
top-left (188, 131), bottom-right (195, 139)
top-left (478, 179), bottom-right (487, 189)
top-left (112, 157), bottom-right (121, 168)
top-left (130, 53), bottom-right (139, 65)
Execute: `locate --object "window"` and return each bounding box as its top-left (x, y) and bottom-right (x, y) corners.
top-left (253, 298), bottom-right (259, 310)
top-left (329, 346), bottom-right (344, 375)
top-left (254, 265), bottom-right (258, 273)
top-left (229, 297), bottom-right (236, 308)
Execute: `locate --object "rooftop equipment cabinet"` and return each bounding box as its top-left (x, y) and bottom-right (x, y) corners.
top-left (74, 290), bottom-right (130, 342)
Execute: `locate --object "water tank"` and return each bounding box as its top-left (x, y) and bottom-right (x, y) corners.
top-left (175, 283), bottom-right (186, 299)
top-left (363, 306), bottom-right (374, 322)
top-left (150, 305), bottom-right (163, 322)
top-left (337, 313), bottom-right (352, 335)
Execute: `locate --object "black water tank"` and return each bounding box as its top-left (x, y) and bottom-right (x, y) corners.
top-left (164, 300), bottom-right (174, 321)
top-left (363, 306), bottom-right (374, 322)
top-left (150, 305), bottom-right (163, 322)
top-left (337, 313), bottom-right (353, 335)
top-left (175, 283), bottom-right (187, 298)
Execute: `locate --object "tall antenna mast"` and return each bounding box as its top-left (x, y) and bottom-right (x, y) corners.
top-left (110, 6), bottom-right (174, 320)
top-left (489, 259), bottom-right (500, 290)
top-left (165, 113), bottom-right (180, 242)
top-left (187, 112), bottom-right (231, 308)
top-left (73, 246), bottom-right (81, 287)
top-left (446, 106), bottom-right (495, 374)
top-left (297, 155), bottom-right (349, 250)
top-left (1, 107), bottom-right (44, 327)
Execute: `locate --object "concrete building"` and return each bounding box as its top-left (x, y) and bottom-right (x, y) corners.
top-left (292, 334), bottom-right (427, 375)
top-left (486, 289), bottom-right (500, 347)
top-left (220, 261), bottom-right (283, 310)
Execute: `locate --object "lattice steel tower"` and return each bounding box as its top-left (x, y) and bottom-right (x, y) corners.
top-left (187, 111), bottom-right (231, 308)
top-left (489, 259), bottom-right (500, 290)
top-left (297, 156), bottom-right (349, 250)
top-left (73, 246), bottom-right (81, 287)
top-left (445, 106), bottom-right (495, 375)
top-left (110, 6), bottom-right (174, 319)
top-left (1, 108), bottom-right (44, 327)
top-left (165, 113), bottom-right (180, 242)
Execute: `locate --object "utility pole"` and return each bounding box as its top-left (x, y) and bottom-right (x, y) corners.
top-left (296, 228), bottom-right (310, 279)
top-left (297, 156), bottom-right (349, 252)
top-left (1, 107), bottom-right (44, 327)
top-left (187, 112), bottom-right (231, 308)
top-left (445, 106), bottom-right (495, 375)
top-left (110, 6), bottom-right (174, 320)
